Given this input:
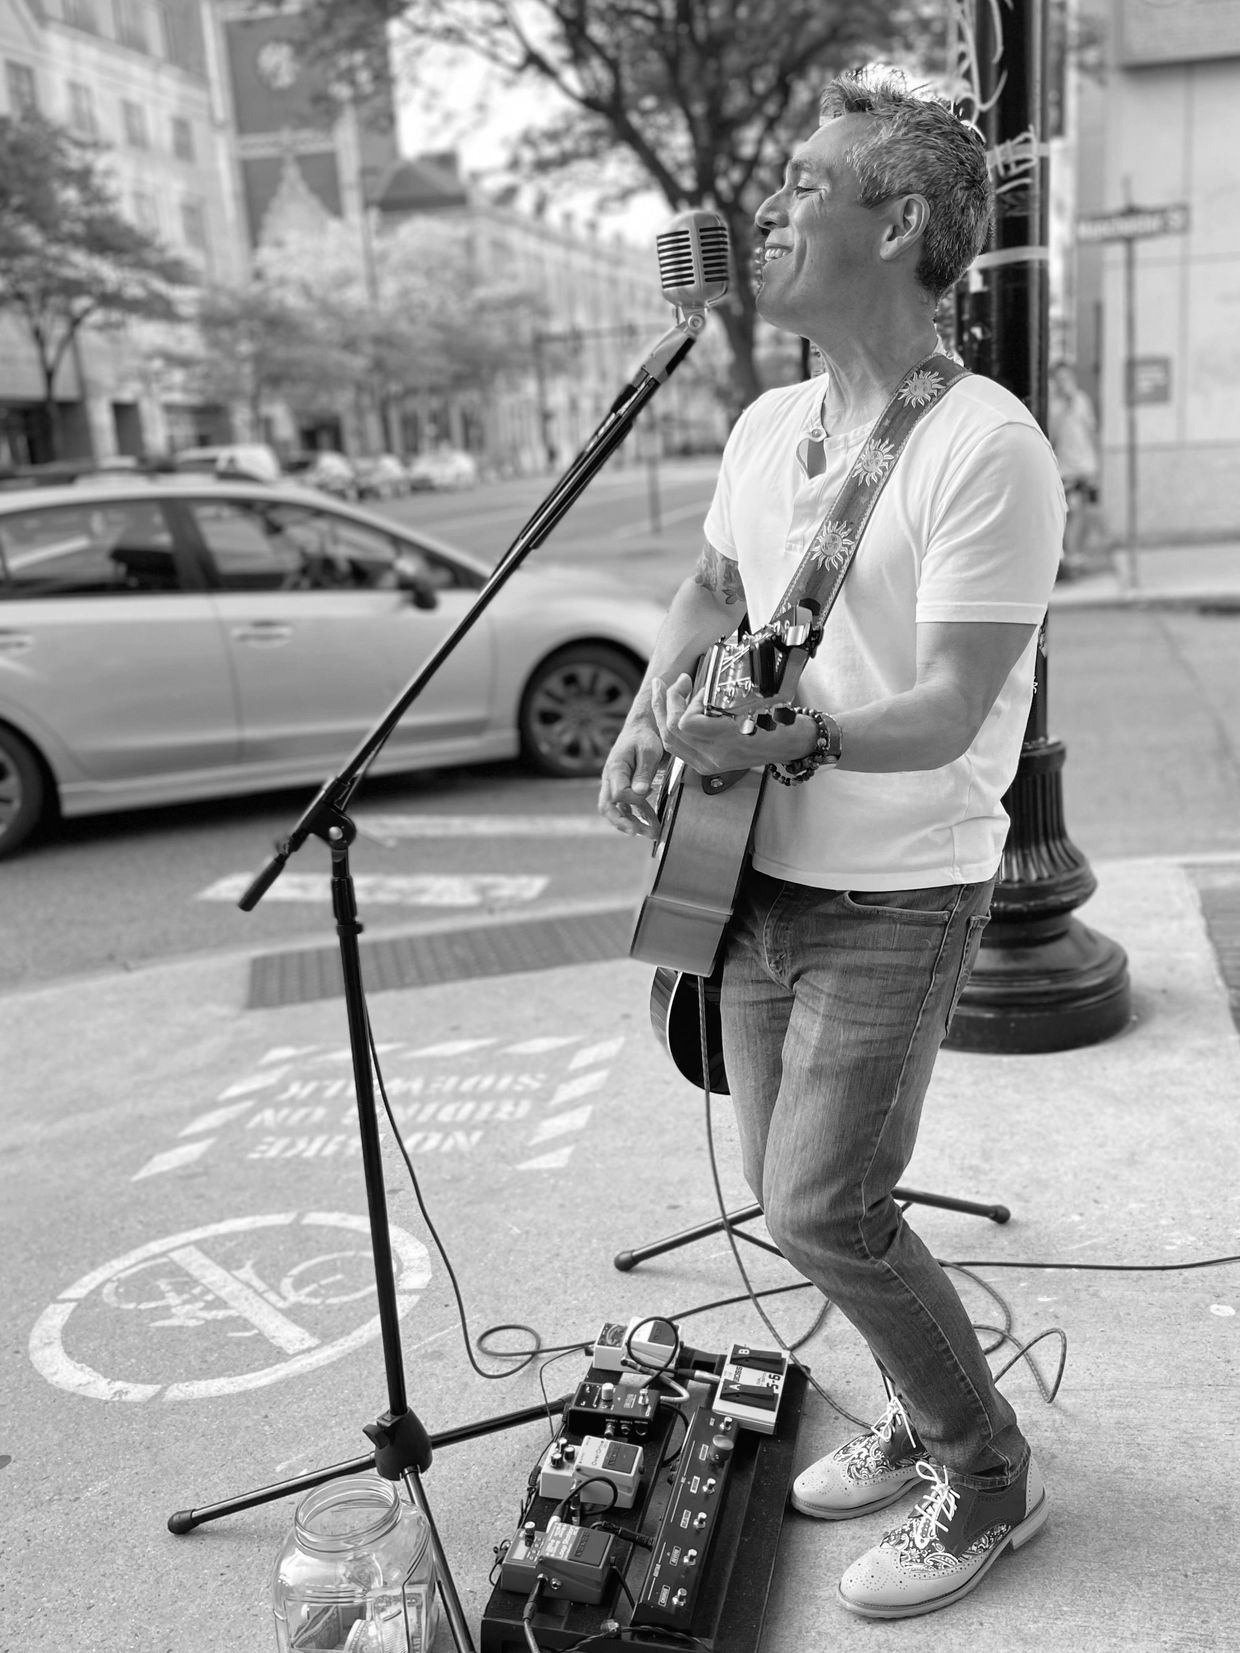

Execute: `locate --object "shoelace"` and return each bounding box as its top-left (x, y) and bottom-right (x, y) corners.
top-left (876, 1389), bottom-right (914, 1446)
top-left (909, 1460), bottom-right (959, 1550)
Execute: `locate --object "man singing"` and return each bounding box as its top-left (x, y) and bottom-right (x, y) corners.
top-left (599, 66), bottom-right (1063, 1619)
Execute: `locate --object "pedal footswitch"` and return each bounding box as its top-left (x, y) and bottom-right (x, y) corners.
top-left (713, 1343), bottom-right (789, 1435)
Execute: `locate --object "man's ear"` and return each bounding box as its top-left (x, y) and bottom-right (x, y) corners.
top-left (879, 194), bottom-right (930, 263)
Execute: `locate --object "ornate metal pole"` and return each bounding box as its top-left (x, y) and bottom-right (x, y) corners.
top-left (945, 0), bottom-right (1131, 1052)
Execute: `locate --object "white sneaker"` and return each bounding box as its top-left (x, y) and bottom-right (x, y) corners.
top-left (790, 1394), bottom-right (923, 1520)
top-left (837, 1455), bottom-right (1049, 1618)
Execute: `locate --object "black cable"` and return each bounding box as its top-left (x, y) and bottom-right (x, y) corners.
top-left (623, 1315), bottom-right (681, 1380)
top-left (521, 1580), bottom-right (544, 1653)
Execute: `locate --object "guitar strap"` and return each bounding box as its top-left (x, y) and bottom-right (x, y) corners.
top-left (768, 352), bottom-right (970, 638)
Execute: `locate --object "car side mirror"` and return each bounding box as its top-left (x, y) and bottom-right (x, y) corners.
top-left (401, 573), bottom-right (439, 610)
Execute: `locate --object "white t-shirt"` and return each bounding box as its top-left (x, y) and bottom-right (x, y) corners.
top-left (702, 371), bottom-right (1065, 890)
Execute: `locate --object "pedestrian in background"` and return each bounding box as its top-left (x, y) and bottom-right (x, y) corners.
top-left (1048, 360), bottom-right (1100, 576)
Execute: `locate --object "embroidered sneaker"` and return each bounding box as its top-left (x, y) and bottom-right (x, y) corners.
top-left (837, 1455), bottom-right (1048, 1619)
top-left (790, 1393), bottom-right (923, 1520)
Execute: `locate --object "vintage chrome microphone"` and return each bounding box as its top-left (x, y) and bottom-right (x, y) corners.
top-left (656, 208), bottom-right (731, 319)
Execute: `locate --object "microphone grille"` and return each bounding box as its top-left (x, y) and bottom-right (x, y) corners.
top-left (656, 209), bottom-right (730, 307)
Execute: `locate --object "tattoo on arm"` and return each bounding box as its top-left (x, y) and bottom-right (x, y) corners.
top-left (694, 543), bottom-right (745, 606)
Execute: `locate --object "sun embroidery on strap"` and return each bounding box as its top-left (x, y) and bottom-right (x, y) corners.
top-left (897, 367), bottom-right (945, 407)
top-left (808, 520), bottom-right (856, 571)
top-left (856, 437), bottom-right (897, 485)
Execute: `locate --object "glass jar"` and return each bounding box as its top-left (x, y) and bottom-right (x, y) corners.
top-left (272, 1473), bottom-right (439, 1653)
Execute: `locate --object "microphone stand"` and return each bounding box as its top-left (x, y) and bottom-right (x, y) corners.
top-left (165, 308), bottom-right (710, 1653)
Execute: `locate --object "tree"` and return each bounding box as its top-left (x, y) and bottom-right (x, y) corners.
top-left (0, 112), bottom-right (195, 458)
top-left (255, 211), bottom-right (547, 455)
top-left (277, 0), bottom-right (944, 407)
top-left (190, 281), bottom-right (360, 437)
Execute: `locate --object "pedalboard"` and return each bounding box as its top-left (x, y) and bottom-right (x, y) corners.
top-left (482, 1348), bottom-right (807, 1653)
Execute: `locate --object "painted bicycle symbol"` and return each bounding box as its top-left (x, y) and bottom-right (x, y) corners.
top-left (100, 1248), bottom-right (376, 1332)
top-left (29, 1212), bottom-right (432, 1402)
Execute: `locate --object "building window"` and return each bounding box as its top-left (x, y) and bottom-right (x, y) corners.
top-left (180, 197), bottom-right (207, 251)
top-left (133, 190), bottom-right (159, 235)
top-left (171, 114), bottom-right (194, 161)
top-left (122, 99), bottom-right (149, 149)
top-left (67, 81), bottom-right (98, 138)
top-left (62, 0), bottom-right (100, 31)
top-left (159, 1), bottom-right (206, 76)
top-left (115, 0), bottom-right (150, 53)
top-left (5, 61), bottom-right (38, 115)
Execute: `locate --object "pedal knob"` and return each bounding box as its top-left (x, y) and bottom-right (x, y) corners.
top-left (709, 1434), bottom-right (735, 1465)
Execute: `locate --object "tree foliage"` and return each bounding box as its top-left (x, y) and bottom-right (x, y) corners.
top-left (277, 0), bottom-right (946, 405)
top-left (189, 283), bottom-right (357, 435)
top-left (0, 112), bottom-right (195, 455)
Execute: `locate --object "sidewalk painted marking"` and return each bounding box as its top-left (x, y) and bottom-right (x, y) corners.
top-left (546, 1071), bottom-right (608, 1108)
top-left (526, 1103), bottom-right (594, 1146)
top-left (355, 813), bottom-right (611, 840)
top-left (179, 1102), bottom-right (254, 1136)
top-left (514, 1146), bottom-right (575, 1172)
top-left (136, 1035), bottom-right (624, 1182)
top-left (219, 1068), bottom-right (293, 1099)
top-left (570, 1038), bottom-right (625, 1068)
top-left (196, 873), bottom-right (549, 906)
top-left (28, 1212), bottom-right (431, 1402)
top-left (133, 1141), bottom-right (214, 1180)
top-left (166, 1245), bottom-right (320, 1353)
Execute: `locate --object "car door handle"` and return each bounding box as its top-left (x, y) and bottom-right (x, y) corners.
top-left (0, 629), bottom-right (34, 653)
top-left (230, 622), bottom-right (294, 645)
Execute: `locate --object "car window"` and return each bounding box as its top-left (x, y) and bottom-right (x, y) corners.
top-left (391, 534), bottom-right (484, 592)
top-left (0, 499), bottom-right (181, 597)
top-left (190, 498), bottom-right (422, 592)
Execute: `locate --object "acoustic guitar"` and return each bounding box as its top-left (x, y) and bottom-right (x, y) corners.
top-left (649, 963), bottom-right (728, 1093)
top-left (629, 611), bottom-right (814, 979)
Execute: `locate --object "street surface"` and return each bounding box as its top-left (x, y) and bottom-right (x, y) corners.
top-left (3, 460), bottom-right (1239, 993)
top-left (2, 460), bottom-right (1239, 1653)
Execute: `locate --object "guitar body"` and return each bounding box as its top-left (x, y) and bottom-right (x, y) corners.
top-left (650, 964), bottom-right (729, 1093)
top-left (629, 759), bottom-right (765, 976)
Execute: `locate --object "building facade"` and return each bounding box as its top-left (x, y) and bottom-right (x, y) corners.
top-left (1, 0), bottom-right (703, 474)
top-left (1069, 0), bottom-right (1240, 541)
top-left (0, 0), bottom-right (245, 463)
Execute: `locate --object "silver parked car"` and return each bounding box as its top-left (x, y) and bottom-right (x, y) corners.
top-left (0, 478), bottom-right (663, 857)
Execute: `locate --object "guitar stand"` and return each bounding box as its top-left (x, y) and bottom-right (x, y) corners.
top-left (613, 1191), bottom-right (1010, 1273)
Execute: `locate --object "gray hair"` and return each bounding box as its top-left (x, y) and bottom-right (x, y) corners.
top-left (819, 66), bottom-right (994, 300)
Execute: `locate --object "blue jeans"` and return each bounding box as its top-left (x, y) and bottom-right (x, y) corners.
top-left (720, 868), bottom-right (1027, 1486)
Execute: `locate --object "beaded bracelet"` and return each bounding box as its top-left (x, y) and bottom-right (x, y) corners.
top-left (766, 705), bottom-right (843, 786)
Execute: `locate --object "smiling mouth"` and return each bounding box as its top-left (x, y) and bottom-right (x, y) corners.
top-left (753, 243), bottom-right (789, 289)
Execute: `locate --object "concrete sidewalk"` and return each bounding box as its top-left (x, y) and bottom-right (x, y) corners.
top-left (1050, 538), bottom-right (1240, 610)
top-left (3, 854), bottom-right (1237, 1652)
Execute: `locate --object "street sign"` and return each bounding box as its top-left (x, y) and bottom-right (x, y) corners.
top-left (1077, 203), bottom-right (1190, 243)
top-left (1126, 356), bottom-right (1172, 406)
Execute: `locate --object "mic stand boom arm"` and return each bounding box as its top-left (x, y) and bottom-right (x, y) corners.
top-left (238, 311), bottom-right (707, 910)
top-left (166, 311), bottom-right (709, 1653)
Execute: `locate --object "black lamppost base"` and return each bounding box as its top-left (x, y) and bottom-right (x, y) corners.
top-left (945, 913), bottom-right (1132, 1054)
top-left (945, 738), bottom-right (1133, 1054)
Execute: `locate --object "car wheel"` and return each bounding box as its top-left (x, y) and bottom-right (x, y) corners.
top-left (0, 725), bottom-right (47, 859)
top-left (519, 644), bottom-right (643, 779)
